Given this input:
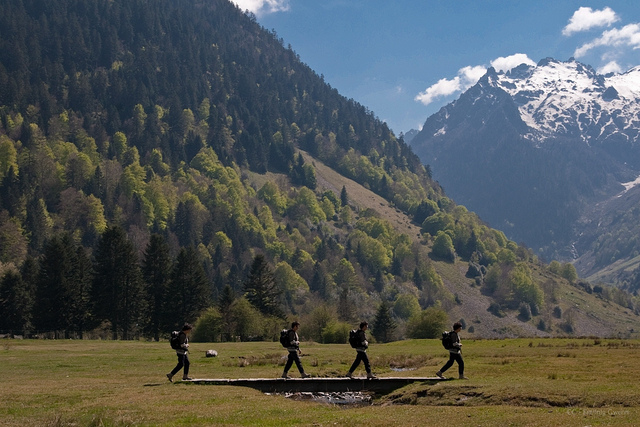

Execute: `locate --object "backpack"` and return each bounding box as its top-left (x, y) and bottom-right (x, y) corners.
top-left (170, 331), bottom-right (181, 350)
top-left (441, 331), bottom-right (453, 350)
top-left (349, 329), bottom-right (359, 348)
top-left (279, 329), bottom-right (290, 348)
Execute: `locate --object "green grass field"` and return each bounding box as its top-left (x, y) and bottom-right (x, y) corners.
top-left (2, 338), bottom-right (639, 426)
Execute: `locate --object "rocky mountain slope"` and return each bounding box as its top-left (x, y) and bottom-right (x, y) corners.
top-left (409, 58), bottom-right (640, 285)
top-left (302, 150), bottom-right (640, 338)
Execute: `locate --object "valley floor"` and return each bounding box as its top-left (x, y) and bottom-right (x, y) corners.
top-left (1, 339), bottom-right (639, 426)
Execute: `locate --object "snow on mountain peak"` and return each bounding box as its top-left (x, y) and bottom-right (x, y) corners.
top-left (485, 58), bottom-right (640, 142)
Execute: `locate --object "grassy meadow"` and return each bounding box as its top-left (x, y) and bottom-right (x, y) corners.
top-left (1, 337), bottom-right (639, 426)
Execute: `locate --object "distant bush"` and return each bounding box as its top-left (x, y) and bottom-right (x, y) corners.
top-left (321, 321), bottom-right (351, 344)
top-left (192, 307), bottom-right (223, 342)
top-left (406, 307), bottom-right (448, 339)
top-left (488, 302), bottom-right (506, 318)
top-left (518, 302), bottom-right (532, 321)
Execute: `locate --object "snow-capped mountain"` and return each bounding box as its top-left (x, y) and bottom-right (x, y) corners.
top-left (409, 58), bottom-right (640, 284)
top-left (493, 59), bottom-right (640, 151)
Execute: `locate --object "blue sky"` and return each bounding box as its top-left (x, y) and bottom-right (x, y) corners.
top-left (233, 1), bottom-right (640, 135)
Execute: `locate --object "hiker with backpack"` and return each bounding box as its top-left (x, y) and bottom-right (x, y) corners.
top-left (346, 321), bottom-right (376, 379)
top-left (436, 322), bottom-right (468, 380)
top-left (280, 321), bottom-right (310, 379)
top-left (167, 323), bottom-right (193, 382)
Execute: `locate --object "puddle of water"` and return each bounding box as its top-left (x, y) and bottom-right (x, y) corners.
top-left (390, 367), bottom-right (417, 372)
top-left (266, 391), bottom-right (373, 406)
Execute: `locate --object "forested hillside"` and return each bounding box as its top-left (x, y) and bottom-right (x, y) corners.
top-left (0, 0), bottom-right (637, 341)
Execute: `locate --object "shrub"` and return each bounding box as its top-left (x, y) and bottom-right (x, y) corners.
top-left (321, 321), bottom-right (351, 344)
top-left (518, 302), bottom-right (532, 321)
top-left (192, 307), bottom-right (223, 342)
top-left (405, 307), bottom-right (448, 339)
top-left (488, 302), bottom-right (506, 318)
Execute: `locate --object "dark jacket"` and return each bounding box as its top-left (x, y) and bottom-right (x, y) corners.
top-left (448, 331), bottom-right (461, 354)
top-left (176, 331), bottom-right (189, 355)
top-left (355, 329), bottom-right (369, 352)
top-left (286, 329), bottom-right (300, 351)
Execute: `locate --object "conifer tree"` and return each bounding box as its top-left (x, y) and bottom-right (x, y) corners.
top-left (340, 185), bottom-right (349, 207)
top-left (34, 234), bottom-right (76, 336)
top-left (0, 269), bottom-right (33, 335)
top-left (142, 234), bottom-right (171, 341)
top-left (372, 300), bottom-right (396, 343)
top-left (167, 246), bottom-right (211, 326)
top-left (92, 226), bottom-right (145, 340)
top-left (243, 254), bottom-right (284, 319)
top-left (68, 246), bottom-right (93, 338)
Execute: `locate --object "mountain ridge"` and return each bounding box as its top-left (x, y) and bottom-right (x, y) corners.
top-left (409, 57), bottom-right (640, 286)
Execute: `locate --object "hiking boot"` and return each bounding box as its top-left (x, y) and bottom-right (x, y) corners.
top-left (436, 371), bottom-right (445, 379)
top-left (166, 373), bottom-right (173, 382)
top-left (182, 376), bottom-right (193, 381)
top-left (459, 375), bottom-right (469, 380)
top-left (301, 372), bottom-right (311, 378)
top-left (367, 372), bottom-right (377, 379)
top-left (281, 373), bottom-right (292, 379)
top-left (345, 371), bottom-right (353, 378)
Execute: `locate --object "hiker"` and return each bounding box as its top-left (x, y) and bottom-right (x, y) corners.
top-left (167, 323), bottom-right (193, 382)
top-left (346, 321), bottom-right (376, 379)
top-left (436, 322), bottom-right (468, 380)
top-left (281, 321), bottom-right (310, 379)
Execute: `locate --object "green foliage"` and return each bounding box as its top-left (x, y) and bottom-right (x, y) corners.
top-left (321, 320), bottom-right (351, 344)
top-left (393, 293), bottom-right (421, 321)
top-left (301, 304), bottom-right (337, 342)
top-left (0, 268), bottom-right (33, 334)
top-left (244, 254), bottom-right (284, 319)
top-left (192, 307), bottom-right (223, 342)
top-left (92, 226), bottom-right (145, 340)
top-left (483, 262), bottom-right (544, 310)
top-left (372, 300), bottom-right (397, 343)
top-left (0, 0), bottom-right (576, 340)
top-left (560, 263), bottom-right (578, 283)
top-left (227, 297), bottom-right (264, 341)
top-left (432, 231), bottom-right (456, 262)
top-left (405, 307), bottom-right (448, 339)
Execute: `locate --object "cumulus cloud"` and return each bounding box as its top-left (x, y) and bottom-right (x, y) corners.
top-left (598, 61), bottom-right (622, 74)
top-left (233, 0), bottom-right (290, 16)
top-left (574, 23), bottom-right (640, 57)
top-left (562, 7), bottom-right (619, 36)
top-left (414, 65), bottom-right (486, 106)
top-left (490, 53), bottom-right (536, 73)
top-left (415, 55), bottom-right (535, 106)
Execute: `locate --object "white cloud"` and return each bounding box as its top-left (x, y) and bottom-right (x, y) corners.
top-left (490, 53), bottom-right (536, 73)
top-left (233, 0), bottom-right (290, 16)
top-left (414, 56), bottom-right (536, 106)
top-left (414, 77), bottom-right (461, 105)
top-left (598, 61), bottom-right (622, 74)
top-left (562, 7), bottom-right (619, 36)
top-left (458, 65), bottom-right (488, 86)
top-left (414, 65), bottom-right (487, 106)
top-left (574, 23), bottom-right (640, 57)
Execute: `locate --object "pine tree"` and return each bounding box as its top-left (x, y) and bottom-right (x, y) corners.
top-left (340, 185), bottom-right (348, 207)
top-left (68, 246), bottom-right (93, 338)
top-left (372, 300), bottom-right (396, 343)
top-left (142, 234), bottom-right (171, 341)
top-left (0, 269), bottom-right (33, 335)
top-left (218, 284), bottom-right (236, 341)
top-left (243, 254), bottom-right (284, 319)
top-left (92, 226), bottom-right (145, 340)
top-left (34, 234), bottom-right (75, 336)
top-left (167, 246), bottom-right (211, 326)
